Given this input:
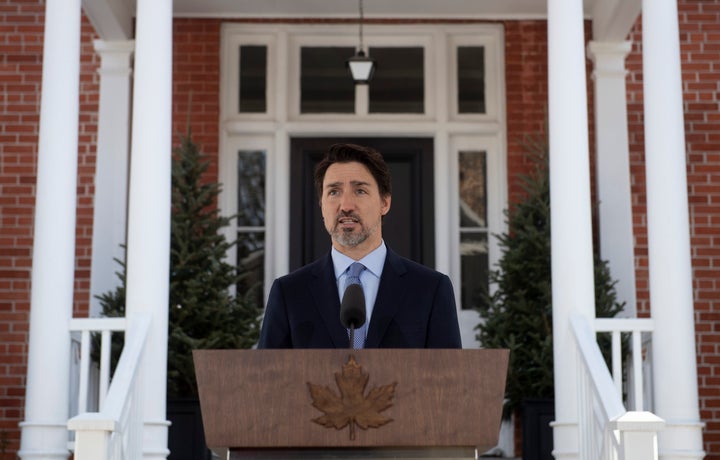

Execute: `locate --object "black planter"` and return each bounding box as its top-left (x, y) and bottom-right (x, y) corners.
top-left (167, 398), bottom-right (211, 460)
top-left (521, 398), bottom-right (554, 460)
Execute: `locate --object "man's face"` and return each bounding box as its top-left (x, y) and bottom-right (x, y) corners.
top-left (320, 161), bottom-right (391, 256)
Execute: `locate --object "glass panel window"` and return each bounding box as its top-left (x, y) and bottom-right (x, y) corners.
top-left (459, 150), bottom-right (488, 310)
top-left (237, 151), bottom-right (266, 309)
top-left (301, 47), bottom-right (356, 113)
top-left (239, 45), bottom-right (267, 113)
top-left (457, 46), bottom-right (486, 114)
top-left (460, 231), bottom-right (489, 311)
top-left (459, 151), bottom-right (487, 227)
top-left (368, 47), bottom-right (424, 114)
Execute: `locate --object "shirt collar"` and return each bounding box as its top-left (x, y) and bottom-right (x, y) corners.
top-left (331, 241), bottom-right (387, 280)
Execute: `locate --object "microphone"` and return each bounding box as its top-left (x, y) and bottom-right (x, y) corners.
top-left (340, 283), bottom-right (366, 347)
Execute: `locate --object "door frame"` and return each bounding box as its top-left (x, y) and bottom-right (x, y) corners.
top-left (288, 137), bottom-right (435, 270)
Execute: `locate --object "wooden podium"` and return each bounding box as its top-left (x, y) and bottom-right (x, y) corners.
top-left (193, 349), bottom-right (508, 460)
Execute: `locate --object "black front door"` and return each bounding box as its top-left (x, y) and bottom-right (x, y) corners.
top-left (289, 137), bottom-right (435, 270)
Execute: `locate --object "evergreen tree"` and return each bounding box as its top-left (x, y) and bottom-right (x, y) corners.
top-left (97, 134), bottom-right (263, 399)
top-left (475, 135), bottom-right (623, 417)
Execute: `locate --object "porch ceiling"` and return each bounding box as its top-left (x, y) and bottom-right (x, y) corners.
top-left (171, 0), bottom-right (586, 19)
top-left (83, 0), bottom-right (639, 43)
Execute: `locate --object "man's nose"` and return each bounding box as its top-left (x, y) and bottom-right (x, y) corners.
top-left (339, 193), bottom-right (356, 211)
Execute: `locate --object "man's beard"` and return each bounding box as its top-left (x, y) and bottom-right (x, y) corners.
top-left (329, 212), bottom-right (379, 247)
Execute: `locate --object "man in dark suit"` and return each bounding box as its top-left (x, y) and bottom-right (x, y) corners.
top-left (258, 143), bottom-right (461, 349)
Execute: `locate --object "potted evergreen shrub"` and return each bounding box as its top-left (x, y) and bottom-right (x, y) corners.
top-left (475, 135), bottom-right (623, 460)
top-left (97, 133), bottom-right (263, 459)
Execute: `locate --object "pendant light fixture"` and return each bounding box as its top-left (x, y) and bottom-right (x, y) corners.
top-left (346, 0), bottom-right (375, 84)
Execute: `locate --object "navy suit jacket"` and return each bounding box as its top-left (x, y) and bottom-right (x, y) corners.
top-left (257, 249), bottom-right (462, 348)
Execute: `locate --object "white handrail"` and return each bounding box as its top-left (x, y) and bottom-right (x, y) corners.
top-left (571, 314), bottom-right (664, 460)
top-left (69, 317), bottom-right (127, 412)
top-left (573, 314), bottom-right (625, 419)
top-left (68, 314), bottom-right (151, 460)
top-left (594, 317), bottom-right (654, 411)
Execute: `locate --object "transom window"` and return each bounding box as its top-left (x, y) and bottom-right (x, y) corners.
top-left (298, 46), bottom-right (425, 114)
top-left (239, 45), bottom-right (267, 113)
top-left (225, 25), bottom-right (500, 122)
top-left (367, 47), bottom-right (424, 114)
top-left (300, 47), bottom-right (356, 113)
top-left (457, 46), bottom-right (486, 114)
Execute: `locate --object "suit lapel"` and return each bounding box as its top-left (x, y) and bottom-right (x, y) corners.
top-left (309, 254), bottom-right (349, 348)
top-left (365, 250), bottom-right (407, 347)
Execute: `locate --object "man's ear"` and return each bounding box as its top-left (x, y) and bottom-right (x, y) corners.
top-left (381, 195), bottom-right (391, 216)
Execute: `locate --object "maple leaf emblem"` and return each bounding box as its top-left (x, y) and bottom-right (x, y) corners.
top-left (307, 355), bottom-right (397, 440)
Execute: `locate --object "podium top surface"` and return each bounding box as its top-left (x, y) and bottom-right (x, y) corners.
top-left (194, 349), bottom-right (508, 451)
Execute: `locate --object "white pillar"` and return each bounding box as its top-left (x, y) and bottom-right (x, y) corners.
top-left (19, 0), bottom-right (81, 459)
top-left (587, 41), bottom-right (637, 317)
top-left (125, 0), bottom-right (173, 458)
top-left (88, 40), bottom-right (134, 316)
top-left (642, 0), bottom-right (705, 459)
top-left (547, 1), bottom-right (596, 459)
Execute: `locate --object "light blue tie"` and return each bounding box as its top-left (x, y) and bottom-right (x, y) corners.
top-left (345, 262), bottom-right (367, 349)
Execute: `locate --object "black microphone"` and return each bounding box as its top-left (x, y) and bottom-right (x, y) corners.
top-left (340, 283), bottom-right (366, 347)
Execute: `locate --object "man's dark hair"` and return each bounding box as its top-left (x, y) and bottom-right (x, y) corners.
top-left (314, 143), bottom-right (392, 199)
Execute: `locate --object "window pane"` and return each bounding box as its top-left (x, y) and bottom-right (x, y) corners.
top-left (237, 150), bottom-right (265, 310)
top-left (239, 45), bottom-right (267, 113)
top-left (460, 231), bottom-right (488, 310)
top-left (368, 47), bottom-right (424, 114)
top-left (237, 151), bottom-right (266, 227)
top-left (458, 46), bottom-right (485, 114)
top-left (301, 47), bottom-right (356, 113)
top-left (459, 149), bottom-right (489, 310)
top-left (236, 231), bottom-right (264, 308)
top-left (459, 151), bottom-right (487, 227)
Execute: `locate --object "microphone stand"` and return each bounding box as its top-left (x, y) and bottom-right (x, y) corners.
top-left (348, 323), bottom-right (356, 349)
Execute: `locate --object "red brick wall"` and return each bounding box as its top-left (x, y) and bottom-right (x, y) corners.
top-left (504, 21), bottom-right (549, 206)
top-left (172, 19), bottom-right (222, 182)
top-left (0, 2), bottom-right (99, 456)
top-left (626, 1), bottom-right (720, 457)
top-left (503, 20), bottom-right (600, 456)
top-left (504, 21), bottom-right (548, 455)
top-left (679, 1), bottom-right (720, 456)
top-left (625, 20), bottom-right (649, 320)
top-left (0, 1), bottom-right (40, 453)
top-left (0, 2), bottom-right (44, 456)
top-left (503, 20), bottom-right (597, 220)
top-left (76, 20), bottom-right (100, 318)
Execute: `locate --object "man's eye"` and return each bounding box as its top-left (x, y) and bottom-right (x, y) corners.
top-left (356, 189), bottom-right (368, 195)
top-left (328, 190), bottom-right (339, 196)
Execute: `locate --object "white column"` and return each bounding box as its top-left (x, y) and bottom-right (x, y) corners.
top-left (547, 1), bottom-right (596, 459)
top-left (642, 0), bottom-right (705, 458)
top-left (19, 0), bottom-right (81, 459)
top-left (587, 41), bottom-right (637, 316)
top-left (125, 0), bottom-right (173, 459)
top-left (88, 40), bottom-right (134, 316)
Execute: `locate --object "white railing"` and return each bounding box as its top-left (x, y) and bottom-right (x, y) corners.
top-left (594, 317), bottom-right (654, 412)
top-left (68, 314), bottom-right (150, 460)
top-left (572, 314), bottom-right (664, 460)
top-left (69, 317), bottom-right (127, 415)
